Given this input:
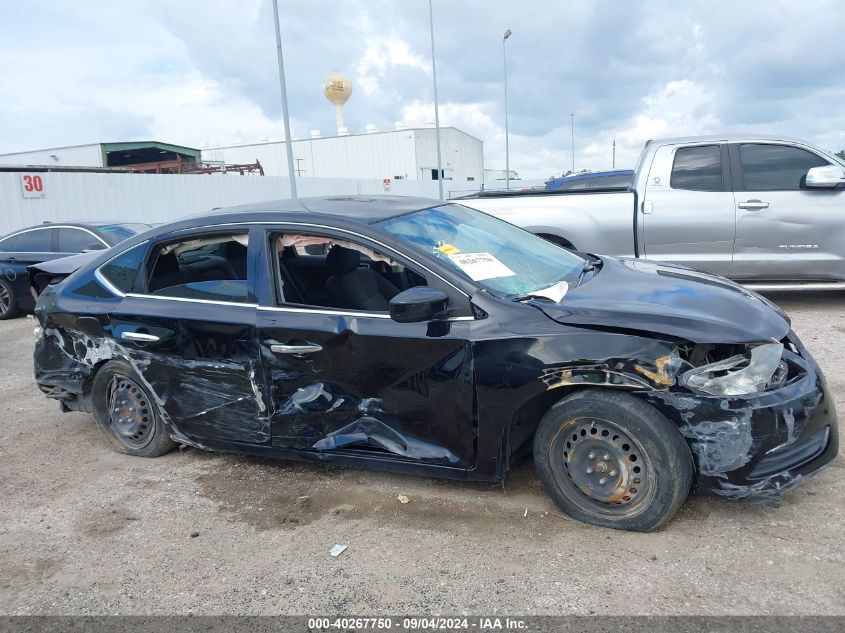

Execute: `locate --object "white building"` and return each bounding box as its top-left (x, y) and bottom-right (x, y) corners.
top-left (202, 126), bottom-right (484, 187)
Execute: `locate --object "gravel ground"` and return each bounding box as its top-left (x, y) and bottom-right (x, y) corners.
top-left (0, 292), bottom-right (843, 615)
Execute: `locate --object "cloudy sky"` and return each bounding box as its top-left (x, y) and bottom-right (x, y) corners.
top-left (1, 0), bottom-right (844, 178)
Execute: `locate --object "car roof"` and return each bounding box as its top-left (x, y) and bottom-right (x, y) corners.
top-left (189, 195), bottom-right (446, 226)
top-left (650, 133), bottom-right (816, 146)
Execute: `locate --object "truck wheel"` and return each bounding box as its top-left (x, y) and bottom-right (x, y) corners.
top-left (91, 360), bottom-right (176, 457)
top-left (533, 389), bottom-right (693, 531)
top-left (0, 279), bottom-right (19, 320)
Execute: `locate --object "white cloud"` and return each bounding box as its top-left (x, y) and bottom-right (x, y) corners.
top-left (1, 0), bottom-right (844, 178)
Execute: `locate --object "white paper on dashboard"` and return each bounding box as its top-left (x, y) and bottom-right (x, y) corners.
top-left (447, 252), bottom-right (516, 281)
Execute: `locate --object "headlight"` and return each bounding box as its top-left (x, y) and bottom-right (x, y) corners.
top-left (681, 342), bottom-right (785, 396)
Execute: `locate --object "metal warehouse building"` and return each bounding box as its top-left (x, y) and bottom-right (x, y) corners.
top-left (0, 141), bottom-right (202, 171)
top-left (201, 126), bottom-right (484, 188)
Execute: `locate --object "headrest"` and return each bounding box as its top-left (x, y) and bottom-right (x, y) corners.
top-left (326, 245), bottom-right (361, 275)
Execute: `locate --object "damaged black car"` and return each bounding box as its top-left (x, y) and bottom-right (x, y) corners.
top-left (30, 196), bottom-right (838, 531)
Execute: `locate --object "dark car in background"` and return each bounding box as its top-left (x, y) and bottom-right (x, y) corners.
top-left (0, 221), bottom-right (150, 319)
top-left (545, 169), bottom-right (634, 192)
top-left (29, 197), bottom-right (837, 531)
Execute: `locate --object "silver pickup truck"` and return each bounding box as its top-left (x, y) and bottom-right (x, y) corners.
top-left (462, 135), bottom-right (845, 290)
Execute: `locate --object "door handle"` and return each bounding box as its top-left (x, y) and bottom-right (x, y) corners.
top-left (738, 200), bottom-right (769, 210)
top-left (269, 343), bottom-right (323, 354)
top-left (121, 331), bottom-right (160, 342)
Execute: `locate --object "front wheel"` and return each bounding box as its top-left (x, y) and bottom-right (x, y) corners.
top-left (533, 389), bottom-right (693, 531)
top-left (91, 360), bottom-right (176, 457)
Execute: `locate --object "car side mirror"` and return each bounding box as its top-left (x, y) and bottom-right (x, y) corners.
top-left (81, 244), bottom-right (106, 253)
top-left (389, 287), bottom-right (449, 323)
top-left (805, 165), bottom-right (845, 188)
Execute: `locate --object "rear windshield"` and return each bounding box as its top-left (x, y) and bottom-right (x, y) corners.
top-left (97, 223), bottom-right (151, 246)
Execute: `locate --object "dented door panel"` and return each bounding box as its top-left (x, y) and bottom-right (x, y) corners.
top-left (258, 309), bottom-right (474, 467)
top-left (109, 296), bottom-right (265, 444)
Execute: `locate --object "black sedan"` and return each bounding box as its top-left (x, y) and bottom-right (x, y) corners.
top-left (0, 221), bottom-right (150, 319)
top-left (30, 197), bottom-right (838, 531)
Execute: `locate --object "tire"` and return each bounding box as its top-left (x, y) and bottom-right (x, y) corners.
top-left (533, 389), bottom-right (693, 531)
top-left (0, 279), bottom-right (19, 320)
top-left (91, 359), bottom-right (176, 457)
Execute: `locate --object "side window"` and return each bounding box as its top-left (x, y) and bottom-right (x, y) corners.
top-left (99, 243), bottom-right (147, 294)
top-left (594, 174), bottom-right (632, 189)
top-left (0, 235), bottom-right (19, 251)
top-left (58, 228), bottom-right (101, 253)
top-left (145, 233), bottom-right (249, 303)
top-left (739, 144), bottom-right (829, 191)
top-left (556, 178), bottom-right (592, 191)
top-left (670, 145), bottom-right (723, 191)
top-left (273, 232), bottom-right (426, 312)
top-left (13, 229), bottom-right (53, 252)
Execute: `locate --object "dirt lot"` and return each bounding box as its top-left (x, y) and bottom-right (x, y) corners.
top-left (0, 293), bottom-right (843, 615)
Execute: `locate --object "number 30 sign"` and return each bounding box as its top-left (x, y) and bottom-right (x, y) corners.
top-left (20, 173), bottom-right (46, 199)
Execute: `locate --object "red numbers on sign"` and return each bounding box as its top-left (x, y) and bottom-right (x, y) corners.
top-left (22, 175), bottom-right (44, 192)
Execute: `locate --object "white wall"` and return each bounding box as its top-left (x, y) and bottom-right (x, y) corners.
top-left (0, 171), bottom-right (445, 234)
top-left (0, 144), bottom-right (103, 168)
top-left (202, 127), bottom-right (483, 185)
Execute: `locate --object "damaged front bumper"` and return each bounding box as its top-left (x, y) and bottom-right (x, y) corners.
top-left (644, 332), bottom-right (838, 503)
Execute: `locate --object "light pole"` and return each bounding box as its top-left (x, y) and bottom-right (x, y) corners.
top-left (570, 113), bottom-right (575, 173)
top-left (503, 29), bottom-right (512, 190)
top-left (271, 0), bottom-right (298, 198)
top-left (428, 0), bottom-right (444, 200)
top-left (612, 138), bottom-right (616, 170)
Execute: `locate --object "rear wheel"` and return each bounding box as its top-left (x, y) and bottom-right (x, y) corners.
top-left (91, 360), bottom-right (176, 457)
top-left (533, 389), bottom-right (693, 531)
top-left (0, 279), bottom-right (19, 320)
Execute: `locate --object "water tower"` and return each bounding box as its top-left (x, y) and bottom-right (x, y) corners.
top-left (322, 71), bottom-right (353, 135)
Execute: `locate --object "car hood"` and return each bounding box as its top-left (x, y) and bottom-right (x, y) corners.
top-left (532, 257), bottom-right (790, 344)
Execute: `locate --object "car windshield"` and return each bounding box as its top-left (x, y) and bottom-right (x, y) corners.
top-left (377, 204), bottom-right (586, 298)
top-left (97, 223), bottom-right (152, 246)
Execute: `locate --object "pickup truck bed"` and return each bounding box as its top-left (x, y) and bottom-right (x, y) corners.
top-left (461, 135), bottom-right (845, 288)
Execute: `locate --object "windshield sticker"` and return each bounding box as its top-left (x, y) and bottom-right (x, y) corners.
top-left (436, 243), bottom-right (461, 255)
top-left (447, 252), bottom-right (516, 281)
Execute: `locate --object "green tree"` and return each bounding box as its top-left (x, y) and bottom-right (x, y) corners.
top-left (836, 150), bottom-right (845, 160)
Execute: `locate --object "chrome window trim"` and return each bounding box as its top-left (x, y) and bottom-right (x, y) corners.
top-left (259, 305), bottom-right (391, 319)
top-left (94, 268), bottom-right (125, 297)
top-left (125, 293), bottom-right (257, 308)
top-left (259, 305), bottom-right (474, 322)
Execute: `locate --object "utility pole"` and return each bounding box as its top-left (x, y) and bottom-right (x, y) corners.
top-left (428, 0), bottom-right (444, 200)
top-left (570, 113), bottom-right (575, 173)
top-left (503, 29), bottom-right (512, 189)
top-left (271, 0), bottom-right (298, 198)
top-left (612, 138), bottom-right (616, 170)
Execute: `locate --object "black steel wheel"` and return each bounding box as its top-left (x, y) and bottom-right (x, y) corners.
top-left (534, 389), bottom-right (693, 531)
top-left (557, 417), bottom-right (656, 513)
top-left (91, 359), bottom-right (176, 457)
top-left (107, 375), bottom-right (155, 450)
top-left (0, 279), bottom-right (19, 320)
